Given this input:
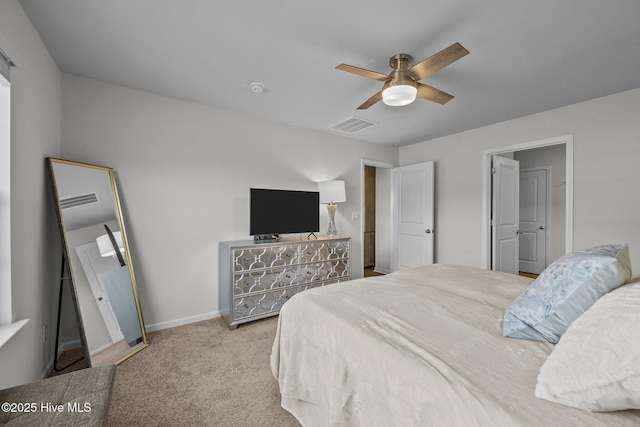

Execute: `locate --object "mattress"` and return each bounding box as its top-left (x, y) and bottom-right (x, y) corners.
top-left (270, 264), bottom-right (640, 426)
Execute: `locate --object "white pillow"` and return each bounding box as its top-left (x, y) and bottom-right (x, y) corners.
top-left (535, 280), bottom-right (640, 411)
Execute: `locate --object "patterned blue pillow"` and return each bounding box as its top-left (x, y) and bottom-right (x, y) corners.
top-left (503, 244), bottom-right (631, 343)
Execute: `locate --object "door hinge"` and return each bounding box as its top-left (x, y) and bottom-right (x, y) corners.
top-left (491, 168), bottom-right (496, 174)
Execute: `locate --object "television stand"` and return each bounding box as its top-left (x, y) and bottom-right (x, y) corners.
top-left (253, 234), bottom-right (279, 243)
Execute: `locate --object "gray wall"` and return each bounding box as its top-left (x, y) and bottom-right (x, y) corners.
top-left (400, 88), bottom-right (640, 275)
top-left (0, 0), bottom-right (62, 388)
top-left (60, 74), bottom-right (398, 331)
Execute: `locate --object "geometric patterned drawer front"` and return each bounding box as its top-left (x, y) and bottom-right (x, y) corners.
top-left (299, 241), bottom-right (350, 264)
top-left (233, 245), bottom-right (299, 272)
top-left (220, 237), bottom-right (350, 328)
top-left (233, 266), bottom-right (298, 296)
top-left (232, 287), bottom-right (297, 321)
top-left (326, 258), bottom-right (350, 279)
top-left (298, 260), bottom-right (349, 284)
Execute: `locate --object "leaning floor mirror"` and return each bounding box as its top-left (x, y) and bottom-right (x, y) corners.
top-left (46, 158), bottom-right (148, 366)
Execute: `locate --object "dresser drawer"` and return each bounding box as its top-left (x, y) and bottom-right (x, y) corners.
top-left (232, 266), bottom-right (298, 296)
top-left (232, 245), bottom-right (300, 272)
top-left (299, 241), bottom-right (350, 263)
top-left (232, 287), bottom-right (296, 321)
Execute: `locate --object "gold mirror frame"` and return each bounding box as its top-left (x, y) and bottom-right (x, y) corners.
top-left (46, 158), bottom-right (148, 366)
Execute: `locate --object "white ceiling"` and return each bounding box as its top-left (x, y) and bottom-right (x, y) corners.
top-left (18, 0), bottom-right (640, 147)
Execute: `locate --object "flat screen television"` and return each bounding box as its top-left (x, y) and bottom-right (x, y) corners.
top-left (250, 188), bottom-right (319, 239)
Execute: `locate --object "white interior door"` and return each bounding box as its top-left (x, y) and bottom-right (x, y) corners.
top-left (492, 156), bottom-right (520, 274)
top-left (391, 161), bottom-right (434, 271)
top-left (76, 242), bottom-right (125, 344)
top-left (519, 168), bottom-right (548, 274)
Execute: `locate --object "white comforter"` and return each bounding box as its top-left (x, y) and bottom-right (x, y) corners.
top-left (270, 264), bottom-right (640, 426)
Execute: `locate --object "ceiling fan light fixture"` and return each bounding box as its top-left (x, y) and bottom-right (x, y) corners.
top-left (382, 84), bottom-right (417, 106)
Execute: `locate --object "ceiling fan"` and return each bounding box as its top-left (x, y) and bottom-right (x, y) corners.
top-left (336, 42), bottom-right (469, 109)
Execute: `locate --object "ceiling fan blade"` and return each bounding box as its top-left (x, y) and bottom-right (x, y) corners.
top-left (416, 83), bottom-right (454, 105)
top-left (409, 42), bottom-right (469, 81)
top-left (336, 64), bottom-right (389, 81)
top-left (357, 91), bottom-right (383, 109)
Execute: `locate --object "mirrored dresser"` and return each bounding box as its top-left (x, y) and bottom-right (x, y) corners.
top-left (219, 236), bottom-right (351, 329)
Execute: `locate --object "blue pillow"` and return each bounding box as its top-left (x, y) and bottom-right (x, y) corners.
top-left (503, 244), bottom-right (631, 343)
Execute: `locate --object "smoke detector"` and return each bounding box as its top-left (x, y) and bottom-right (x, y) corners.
top-left (249, 82), bottom-right (265, 93)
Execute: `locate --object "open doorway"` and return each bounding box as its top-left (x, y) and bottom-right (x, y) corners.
top-left (482, 135), bottom-right (574, 271)
top-left (491, 152), bottom-right (557, 275)
top-left (363, 165), bottom-right (377, 276)
top-left (360, 159), bottom-right (394, 277)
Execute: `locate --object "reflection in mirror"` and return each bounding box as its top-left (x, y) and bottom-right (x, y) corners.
top-left (47, 158), bottom-right (148, 366)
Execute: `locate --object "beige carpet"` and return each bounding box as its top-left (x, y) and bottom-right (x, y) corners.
top-left (108, 316), bottom-right (300, 426)
top-left (48, 348), bottom-right (88, 377)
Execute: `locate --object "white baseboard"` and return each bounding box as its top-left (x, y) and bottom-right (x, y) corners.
top-left (145, 310), bottom-right (220, 332)
top-left (374, 267), bottom-right (391, 275)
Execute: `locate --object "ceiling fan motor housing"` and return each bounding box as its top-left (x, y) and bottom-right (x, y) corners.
top-left (387, 54), bottom-right (417, 89)
top-left (389, 53), bottom-right (413, 70)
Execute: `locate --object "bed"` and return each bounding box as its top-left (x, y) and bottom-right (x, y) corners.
top-left (270, 261), bottom-right (640, 426)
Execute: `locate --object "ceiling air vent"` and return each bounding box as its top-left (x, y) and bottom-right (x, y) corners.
top-left (60, 193), bottom-right (98, 209)
top-left (330, 116), bottom-right (377, 134)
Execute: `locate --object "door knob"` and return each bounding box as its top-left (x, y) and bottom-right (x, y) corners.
top-left (98, 297), bottom-right (103, 301)
top-left (425, 229), bottom-right (433, 234)
top-left (539, 226), bottom-right (545, 230)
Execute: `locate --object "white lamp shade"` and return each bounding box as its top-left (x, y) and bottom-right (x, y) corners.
top-left (318, 180), bottom-right (346, 204)
top-left (382, 84), bottom-right (417, 106)
top-left (96, 231), bottom-right (125, 257)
